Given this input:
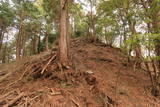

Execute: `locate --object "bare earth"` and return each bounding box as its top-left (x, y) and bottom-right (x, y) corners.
top-left (0, 38), bottom-right (160, 107)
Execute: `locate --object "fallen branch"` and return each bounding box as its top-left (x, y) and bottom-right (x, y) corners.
top-left (0, 70), bottom-right (7, 76)
top-left (1, 67), bottom-right (29, 90)
top-left (3, 92), bottom-right (25, 107)
top-left (41, 53), bottom-right (57, 74)
top-left (0, 72), bottom-right (12, 83)
top-left (70, 96), bottom-right (81, 107)
top-left (0, 90), bottom-right (17, 101)
top-left (62, 89), bottom-right (84, 107)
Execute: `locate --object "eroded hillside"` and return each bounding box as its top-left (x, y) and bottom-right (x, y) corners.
top-left (0, 38), bottom-right (160, 107)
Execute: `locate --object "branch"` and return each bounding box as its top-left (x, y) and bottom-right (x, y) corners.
top-left (4, 93), bottom-right (25, 107)
top-left (41, 52), bottom-right (57, 74)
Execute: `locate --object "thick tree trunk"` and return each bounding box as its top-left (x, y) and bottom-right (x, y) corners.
top-left (59, 0), bottom-right (70, 67)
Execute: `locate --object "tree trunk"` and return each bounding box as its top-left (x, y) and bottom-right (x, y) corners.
top-left (89, 0), bottom-right (96, 42)
top-left (31, 34), bottom-right (39, 55)
top-left (34, 34), bottom-right (39, 54)
top-left (0, 27), bottom-right (5, 62)
top-left (2, 42), bottom-right (7, 63)
top-left (153, 12), bottom-right (160, 70)
top-left (0, 26), bottom-right (5, 51)
top-left (16, 32), bottom-right (21, 60)
top-left (38, 35), bottom-right (41, 53)
top-left (22, 34), bottom-right (26, 58)
top-left (16, 12), bottom-right (23, 60)
top-left (59, 0), bottom-right (70, 67)
top-left (129, 21), bottom-right (142, 68)
top-left (45, 31), bottom-right (49, 51)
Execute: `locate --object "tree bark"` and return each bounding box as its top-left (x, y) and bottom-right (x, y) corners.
top-left (22, 34), bottom-right (26, 58)
top-left (16, 32), bottom-right (21, 60)
top-left (16, 12), bottom-right (23, 60)
top-left (0, 26), bottom-right (5, 51)
top-left (2, 42), bottom-right (7, 63)
top-left (45, 31), bottom-right (49, 51)
top-left (0, 27), bottom-right (5, 63)
top-left (59, 0), bottom-right (70, 67)
top-left (128, 20), bottom-right (142, 68)
top-left (89, 0), bottom-right (96, 42)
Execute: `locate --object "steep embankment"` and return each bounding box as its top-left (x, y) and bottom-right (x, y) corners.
top-left (0, 38), bottom-right (160, 107)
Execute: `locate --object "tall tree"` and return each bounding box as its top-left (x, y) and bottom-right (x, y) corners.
top-left (0, 1), bottom-right (14, 62)
top-left (59, 0), bottom-right (70, 67)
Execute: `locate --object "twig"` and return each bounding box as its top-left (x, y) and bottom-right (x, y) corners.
top-left (61, 89), bottom-right (83, 107)
top-left (29, 95), bottom-right (40, 102)
top-left (70, 97), bottom-right (80, 107)
top-left (41, 53), bottom-right (57, 74)
top-left (25, 97), bottom-right (28, 107)
top-left (0, 70), bottom-right (7, 76)
top-left (0, 67), bottom-right (29, 91)
top-left (0, 90), bottom-right (17, 100)
top-left (3, 92), bottom-right (25, 107)
top-left (0, 72), bottom-right (12, 83)
top-left (7, 68), bottom-right (28, 88)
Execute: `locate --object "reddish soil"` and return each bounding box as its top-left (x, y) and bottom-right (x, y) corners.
top-left (0, 38), bottom-right (160, 107)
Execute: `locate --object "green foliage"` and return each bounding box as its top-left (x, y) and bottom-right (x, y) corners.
top-left (69, 2), bottom-right (88, 37)
top-left (42, 0), bottom-right (60, 22)
top-left (38, 32), bottom-right (59, 51)
top-left (0, 0), bottom-right (160, 64)
top-left (122, 32), bottom-right (160, 62)
top-left (124, 34), bottom-right (142, 51)
top-left (0, 1), bottom-right (14, 26)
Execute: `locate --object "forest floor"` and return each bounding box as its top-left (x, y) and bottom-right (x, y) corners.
top-left (0, 37), bottom-right (160, 107)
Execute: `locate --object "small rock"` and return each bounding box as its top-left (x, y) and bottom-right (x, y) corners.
top-left (86, 70), bottom-right (94, 74)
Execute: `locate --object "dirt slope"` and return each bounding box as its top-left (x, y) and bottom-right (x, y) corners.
top-left (71, 38), bottom-right (160, 107)
top-left (0, 38), bottom-right (160, 107)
